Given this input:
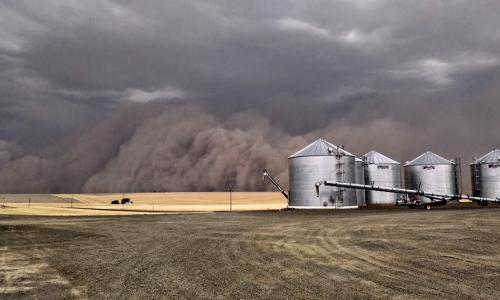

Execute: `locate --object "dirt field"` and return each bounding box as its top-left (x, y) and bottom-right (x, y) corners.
top-left (1, 208), bottom-right (499, 299)
top-left (0, 192), bottom-right (287, 216)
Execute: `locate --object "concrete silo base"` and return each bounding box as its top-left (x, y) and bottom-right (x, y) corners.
top-left (288, 205), bottom-right (359, 209)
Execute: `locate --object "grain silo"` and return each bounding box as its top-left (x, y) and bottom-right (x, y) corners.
top-left (404, 151), bottom-right (457, 197)
top-left (363, 150), bottom-right (401, 206)
top-left (470, 149), bottom-right (500, 199)
top-left (355, 158), bottom-right (366, 206)
top-left (288, 138), bottom-right (357, 208)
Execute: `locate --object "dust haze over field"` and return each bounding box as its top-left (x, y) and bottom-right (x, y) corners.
top-left (1, 1), bottom-right (500, 192)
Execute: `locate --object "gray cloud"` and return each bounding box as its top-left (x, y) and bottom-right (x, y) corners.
top-left (1, 1), bottom-right (500, 192)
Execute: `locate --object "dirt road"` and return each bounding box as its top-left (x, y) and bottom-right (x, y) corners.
top-left (1, 208), bottom-right (499, 299)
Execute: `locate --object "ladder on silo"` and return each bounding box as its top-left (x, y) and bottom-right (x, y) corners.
top-left (334, 150), bottom-right (345, 208)
top-left (472, 162), bottom-right (481, 197)
top-left (454, 157), bottom-right (462, 195)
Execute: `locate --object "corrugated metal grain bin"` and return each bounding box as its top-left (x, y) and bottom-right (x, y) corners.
top-left (404, 151), bottom-right (457, 198)
top-left (288, 138), bottom-right (357, 208)
top-left (470, 149), bottom-right (500, 199)
top-left (363, 151), bottom-right (401, 206)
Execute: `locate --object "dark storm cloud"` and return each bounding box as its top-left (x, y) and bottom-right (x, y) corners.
top-left (1, 1), bottom-right (500, 192)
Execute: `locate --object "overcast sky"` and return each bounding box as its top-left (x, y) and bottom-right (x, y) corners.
top-left (1, 1), bottom-right (500, 192)
top-left (1, 1), bottom-right (499, 145)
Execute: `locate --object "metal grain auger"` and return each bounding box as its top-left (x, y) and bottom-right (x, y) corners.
top-left (315, 181), bottom-right (500, 210)
top-left (262, 169), bottom-right (288, 200)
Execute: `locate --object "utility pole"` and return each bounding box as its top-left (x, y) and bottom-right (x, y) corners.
top-left (225, 178), bottom-right (236, 212)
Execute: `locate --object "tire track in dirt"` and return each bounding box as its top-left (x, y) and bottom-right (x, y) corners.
top-left (2, 209), bottom-right (499, 299)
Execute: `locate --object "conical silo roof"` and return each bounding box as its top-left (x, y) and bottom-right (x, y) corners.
top-left (472, 149), bottom-right (500, 164)
top-left (289, 138), bottom-right (354, 158)
top-left (404, 151), bottom-right (454, 166)
top-left (363, 150), bottom-right (399, 165)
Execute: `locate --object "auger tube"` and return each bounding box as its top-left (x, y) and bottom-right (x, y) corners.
top-left (316, 181), bottom-right (500, 204)
top-left (263, 169), bottom-right (289, 199)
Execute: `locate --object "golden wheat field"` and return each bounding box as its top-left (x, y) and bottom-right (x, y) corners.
top-left (0, 192), bottom-right (287, 216)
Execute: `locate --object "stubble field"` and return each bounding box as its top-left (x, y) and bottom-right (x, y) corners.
top-left (1, 205), bottom-right (499, 299)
